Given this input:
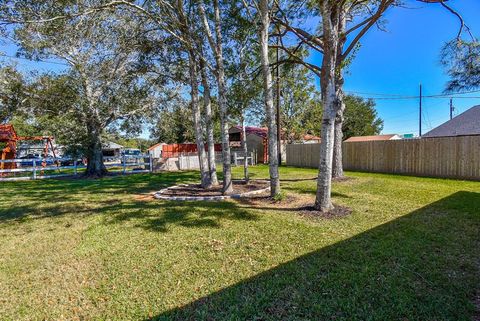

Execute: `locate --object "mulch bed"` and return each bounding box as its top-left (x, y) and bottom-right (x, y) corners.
top-left (160, 180), bottom-right (269, 197)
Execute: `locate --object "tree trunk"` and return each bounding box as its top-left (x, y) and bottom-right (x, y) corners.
top-left (315, 85), bottom-right (337, 212)
top-left (200, 59), bottom-right (219, 186)
top-left (85, 120), bottom-right (107, 177)
top-left (188, 51), bottom-right (211, 188)
top-left (332, 98), bottom-right (345, 178)
top-left (241, 114), bottom-right (249, 183)
top-left (315, 3), bottom-right (341, 211)
top-left (332, 13), bottom-right (347, 180)
top-left (176, 0), bottom-right (210, 188)
top-left (259, 0), bottom-right (280, 197)
top-left (211, 0), bottom-right (233, 194)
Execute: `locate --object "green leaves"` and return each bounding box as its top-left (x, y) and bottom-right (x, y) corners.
top-left (441, 40), bottom-right (480, 92)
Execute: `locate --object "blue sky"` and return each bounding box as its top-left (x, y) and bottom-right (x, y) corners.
top-left (1, 0), bottom-right (480, 138)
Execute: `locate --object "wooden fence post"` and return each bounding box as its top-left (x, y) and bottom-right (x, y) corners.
top-left (122, 155), bottom-right (126, 175)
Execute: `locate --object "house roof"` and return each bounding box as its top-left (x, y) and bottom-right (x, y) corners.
top-left (303, 134), bottom-right (321, 141)
top-left (423, 105), bottom-right (480, 138)
top-left (231, 126), bottom-right (268, 138)
top-left (147, 142), bottom-right (165, 151)
top-left (345, 134), bottom-right (400, 142)
top-left (102, 141), bottom-right (123, 150)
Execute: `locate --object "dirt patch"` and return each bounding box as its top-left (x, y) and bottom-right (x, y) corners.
top-left (332, 176), bottom-right (355, 183)
top-left (133, 194), bottom-right (155, 201)
top-left (160, 180), bottom-right (270, 197)
top-left (238, 192), bottom-right (299, 207)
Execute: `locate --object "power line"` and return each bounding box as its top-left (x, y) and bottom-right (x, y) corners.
top-left (0, 53), bottom-right (68, 66)
top-left (345, 89), bottom-right (480, 100)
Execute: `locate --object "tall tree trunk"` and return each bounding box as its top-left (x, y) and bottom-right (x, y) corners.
top-left (212, 0), bottom-right (233, 194)
top-left (332, 97), bottom-right (345, 178)
top-left (332, 14), bottom-right (347, 180)
top-left (315, 3), bottom-right (341, 212)
top-left (188, 51), bottom-right (211, 188)
top-left (200, 59), bottom-right (219, 186)
top-left (199, 0), bottom-right (232, 194)
top-left (85, 120), bottom-right (107, 177)
top-left (241, 114), bottom-right (249, 183)
top-left (259, 0), bottom-right (280, 197)
top-left (177, 0), bottom-right (210, 188)
top-left (315, 81), bottom-right (337, 211)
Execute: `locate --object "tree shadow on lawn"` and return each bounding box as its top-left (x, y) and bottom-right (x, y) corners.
top-left (104, 200), bottom-right (258, 233)
top-left (150, 191), bottom-right (480, 321)
top-left (0, 171), bottom-right (200, 223)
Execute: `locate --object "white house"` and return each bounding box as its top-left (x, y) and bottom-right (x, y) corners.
top-left (147, 142), bottom-right (166, 159)
top-left (102, 142), bottom-right (123, 157)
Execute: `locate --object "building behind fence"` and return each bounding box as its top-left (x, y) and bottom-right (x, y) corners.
top-left (286, 135), bottom-right (480, 180)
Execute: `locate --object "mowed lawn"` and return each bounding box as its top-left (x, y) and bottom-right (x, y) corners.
top-left (0, 165), bottom-right (479, 320)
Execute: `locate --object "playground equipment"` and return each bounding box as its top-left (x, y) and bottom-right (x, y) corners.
top-left (0, 124), bottom-right (58, 173)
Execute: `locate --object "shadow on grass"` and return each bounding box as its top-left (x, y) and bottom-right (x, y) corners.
top-left (0, 170), bottom-right (259, 232)
top-left (0, 171), bottom-right (200, 222)
top-left (150, 191), bottom-right (480, 321)
top-left (104, 200), bottom-right (257, 233)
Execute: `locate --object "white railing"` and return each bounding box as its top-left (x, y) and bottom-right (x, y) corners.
top-left (175, 151), bottom-right (257, 170)
top-left (0, 154), bottom-right (153, 181)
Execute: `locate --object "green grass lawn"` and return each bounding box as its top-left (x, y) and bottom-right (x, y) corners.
top-left (0, 165), bottom-right (479, 320)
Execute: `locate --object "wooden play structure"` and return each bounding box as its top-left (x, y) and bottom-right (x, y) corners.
top-left (0, 124), bottom-right (57, 173)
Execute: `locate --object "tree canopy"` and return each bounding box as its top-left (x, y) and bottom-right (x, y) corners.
top-left (442, 40), bottom-right (480, 92)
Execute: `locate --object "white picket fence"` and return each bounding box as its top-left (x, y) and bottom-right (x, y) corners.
top-left (0, 154), bottom-right (153, 181)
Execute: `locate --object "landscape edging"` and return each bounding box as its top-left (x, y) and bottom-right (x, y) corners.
top-left (153, 183), bottom-right (270, 201)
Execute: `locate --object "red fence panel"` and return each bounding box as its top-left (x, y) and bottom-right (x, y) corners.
top-left (161, 143), bottom-right (222, 158)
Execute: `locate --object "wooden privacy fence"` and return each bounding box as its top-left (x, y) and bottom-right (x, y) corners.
top-left (286, 135), bottom-right (480, 180)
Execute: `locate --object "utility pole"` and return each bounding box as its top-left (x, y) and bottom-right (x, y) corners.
top-left (276, 16), bottom-right (282, 165)
top-left (450, 98), bottom-right (454, 120)
top-left (419, 84), bottom-right (422, 137)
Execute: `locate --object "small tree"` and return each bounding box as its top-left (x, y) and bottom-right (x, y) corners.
top-left (343, 95), bottom-right (383, 140)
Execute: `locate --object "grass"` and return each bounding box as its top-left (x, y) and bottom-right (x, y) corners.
top-left (0, 165), bottom-right (479, 320)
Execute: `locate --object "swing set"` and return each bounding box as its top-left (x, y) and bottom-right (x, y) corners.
top-left (0, 124), bottom-right (58, 174)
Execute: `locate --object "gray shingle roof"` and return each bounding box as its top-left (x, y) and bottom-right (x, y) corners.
top-left (102, 141), bottom-right (123, 149)
top-left (423, 105), bottom-right (480, 138)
